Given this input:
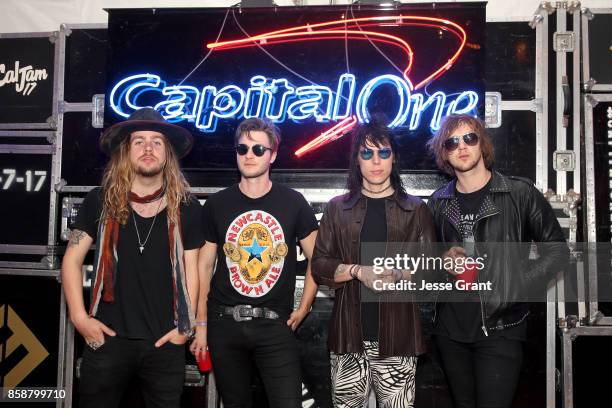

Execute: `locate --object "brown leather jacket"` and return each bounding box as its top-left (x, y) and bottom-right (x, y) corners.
top-left (312, 191), bottom-right (437, 357)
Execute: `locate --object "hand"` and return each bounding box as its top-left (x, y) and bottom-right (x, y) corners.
top-left (287, 308), bottom-right (309, 331)
top-left (155, 328), bottom-right (188, 348)
top-left (392, 269), bottom-right (408, 282)
top-left (356, 265), bottom-right (396, 292)
top-left (189, 326), bottom-right (207, 356)
top-left (442, 246), bottom-right (467, 276)
top-left (72, 314), bottom-right (116, 347)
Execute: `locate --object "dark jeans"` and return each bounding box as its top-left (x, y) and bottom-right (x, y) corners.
top-left (79, 336), bottom-right (185, 408)
top-left (207, 313), bottom-right (301, 408)
top-left (435, 335), bottom-right (523, 408)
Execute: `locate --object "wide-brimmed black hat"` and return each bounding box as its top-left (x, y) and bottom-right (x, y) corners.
top-left (100, 108), bottom-right (194, 158)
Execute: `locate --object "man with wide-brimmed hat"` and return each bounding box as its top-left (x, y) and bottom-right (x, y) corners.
top-left (61, 107), bottom-right (205, 407)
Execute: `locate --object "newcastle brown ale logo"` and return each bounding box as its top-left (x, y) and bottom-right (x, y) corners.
top-left (223, 210), bottom-right (287, 298)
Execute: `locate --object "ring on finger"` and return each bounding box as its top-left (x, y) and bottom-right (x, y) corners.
top-left (87, 340), bottom-right (102, 350)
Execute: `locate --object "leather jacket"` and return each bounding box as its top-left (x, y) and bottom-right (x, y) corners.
top-left (427, 171), bottom-right (569, 335)
top-left (312, 191), bottom-right (436, 357)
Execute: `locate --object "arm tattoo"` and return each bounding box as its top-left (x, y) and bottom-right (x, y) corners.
top-left (68, 229), bottom-right (86, 248)
top-left (334, 263), bottom-right (350, 277)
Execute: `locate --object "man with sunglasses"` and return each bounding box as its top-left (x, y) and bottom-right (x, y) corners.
top-left (193, 117), bottom-right (319, 407)
top-left (312, 122), bottom-right (436, 407)
top-left (426, 114), bottom-right (568, 408)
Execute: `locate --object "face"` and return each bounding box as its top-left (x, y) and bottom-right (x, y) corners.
top-left (129, 130), bottom-right (167, 177)
top-left (236, 130), bottom-right (277, 179)
top-left (444, 123), bottom-right (483, 174)
top-left (358, 139), bottom-right (394, 187)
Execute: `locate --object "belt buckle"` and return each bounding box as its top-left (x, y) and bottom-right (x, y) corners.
top-left (264, 309), bottom-right (279, 319)
top-left (233, 304), bottom-right (253, 322)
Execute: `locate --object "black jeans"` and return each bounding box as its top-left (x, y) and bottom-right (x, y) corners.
top-left (207, 313), bottom-right (301, 408)
top-left (79, 336), bottom-right (185, 408)
top-left (435, 335), bottom-right (523, 408)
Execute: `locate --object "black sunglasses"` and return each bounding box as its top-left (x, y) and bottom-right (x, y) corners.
top-left (443, 132), bottom-right (479, 151)
top-left (359, 147), bottom-right (392, 160)
top-left (235, 143), bottom-right (273, 157)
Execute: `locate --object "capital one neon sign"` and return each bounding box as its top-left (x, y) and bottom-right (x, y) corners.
top-left (109, 15), bottom-right (480, 156)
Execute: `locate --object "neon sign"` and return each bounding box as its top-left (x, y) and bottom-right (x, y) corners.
top-left (108, 14), bottom-right (480, 157)
top-left (110, 73), bottom-right (478, 130)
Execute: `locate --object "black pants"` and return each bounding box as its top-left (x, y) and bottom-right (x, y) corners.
top-left (435, 335), bottom-right (523, 408)
top-left (79, 336), bottom-right (185, 408)
top-left (207, 313), bottom-right (301, 408)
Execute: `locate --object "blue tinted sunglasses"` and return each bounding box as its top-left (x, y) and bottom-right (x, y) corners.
top-left (359, 148), bottom-right (392, 160)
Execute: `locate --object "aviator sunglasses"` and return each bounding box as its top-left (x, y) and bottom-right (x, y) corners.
top-left (235, 143), bottom-right (273, 157)
top-left (359, 147), bottom-right (392, 160)
top-left (443, 132), bottom-right (480, 151)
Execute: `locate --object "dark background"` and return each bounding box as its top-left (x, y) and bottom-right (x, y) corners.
top-left (1, 5), bottom-right (564, 407)
top-left (0, 36), bottom-right (55, 125)
top-left (0, 153), bottom-right (52, 247)
top-left (586, 12), bottom-right (612, 86)
top-left (104, 3), bottom-right (486, 172)
top-left (58, 7), bottom-right (544, 189)
top-left (0, 276), bottom-right (60, 408)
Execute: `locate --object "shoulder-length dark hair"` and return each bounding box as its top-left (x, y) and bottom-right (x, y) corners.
top-left (345, 122), bottom-right (406, 199)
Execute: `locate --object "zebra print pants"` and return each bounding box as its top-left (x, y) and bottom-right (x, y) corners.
top-left (330, 341), bottom-right (417, 408)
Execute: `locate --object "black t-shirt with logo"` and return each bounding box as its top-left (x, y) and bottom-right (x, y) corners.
top-left (74, 187), bottom-right (205, 340)
top-left (435, 181), bottom-right (489, 342)
top-left (202, 184), bottom-right (318, 316)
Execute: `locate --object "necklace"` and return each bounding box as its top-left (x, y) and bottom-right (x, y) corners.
top-left (361, 183), bottom-right (392, 195)
top-left (131, 198), bottom-right (163, 254)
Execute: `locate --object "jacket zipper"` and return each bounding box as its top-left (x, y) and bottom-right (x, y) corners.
top-left (472, 209), bottom-right (500, 337)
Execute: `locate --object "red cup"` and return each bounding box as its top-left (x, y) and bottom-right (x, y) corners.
top-left (455, 261), bottom-right (478, 287)
top-left (197, 350), bottom-right (212, 372)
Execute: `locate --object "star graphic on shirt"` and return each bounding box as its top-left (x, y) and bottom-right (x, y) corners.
top-left (243, 237), bottom-right (268, 263)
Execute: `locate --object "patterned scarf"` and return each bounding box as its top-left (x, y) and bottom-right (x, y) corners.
top-left (88, 189), bottom-right (195, 335)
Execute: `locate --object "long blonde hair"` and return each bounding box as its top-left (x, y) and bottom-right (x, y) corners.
top-left (101, 136), bottom-right (190, 225)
